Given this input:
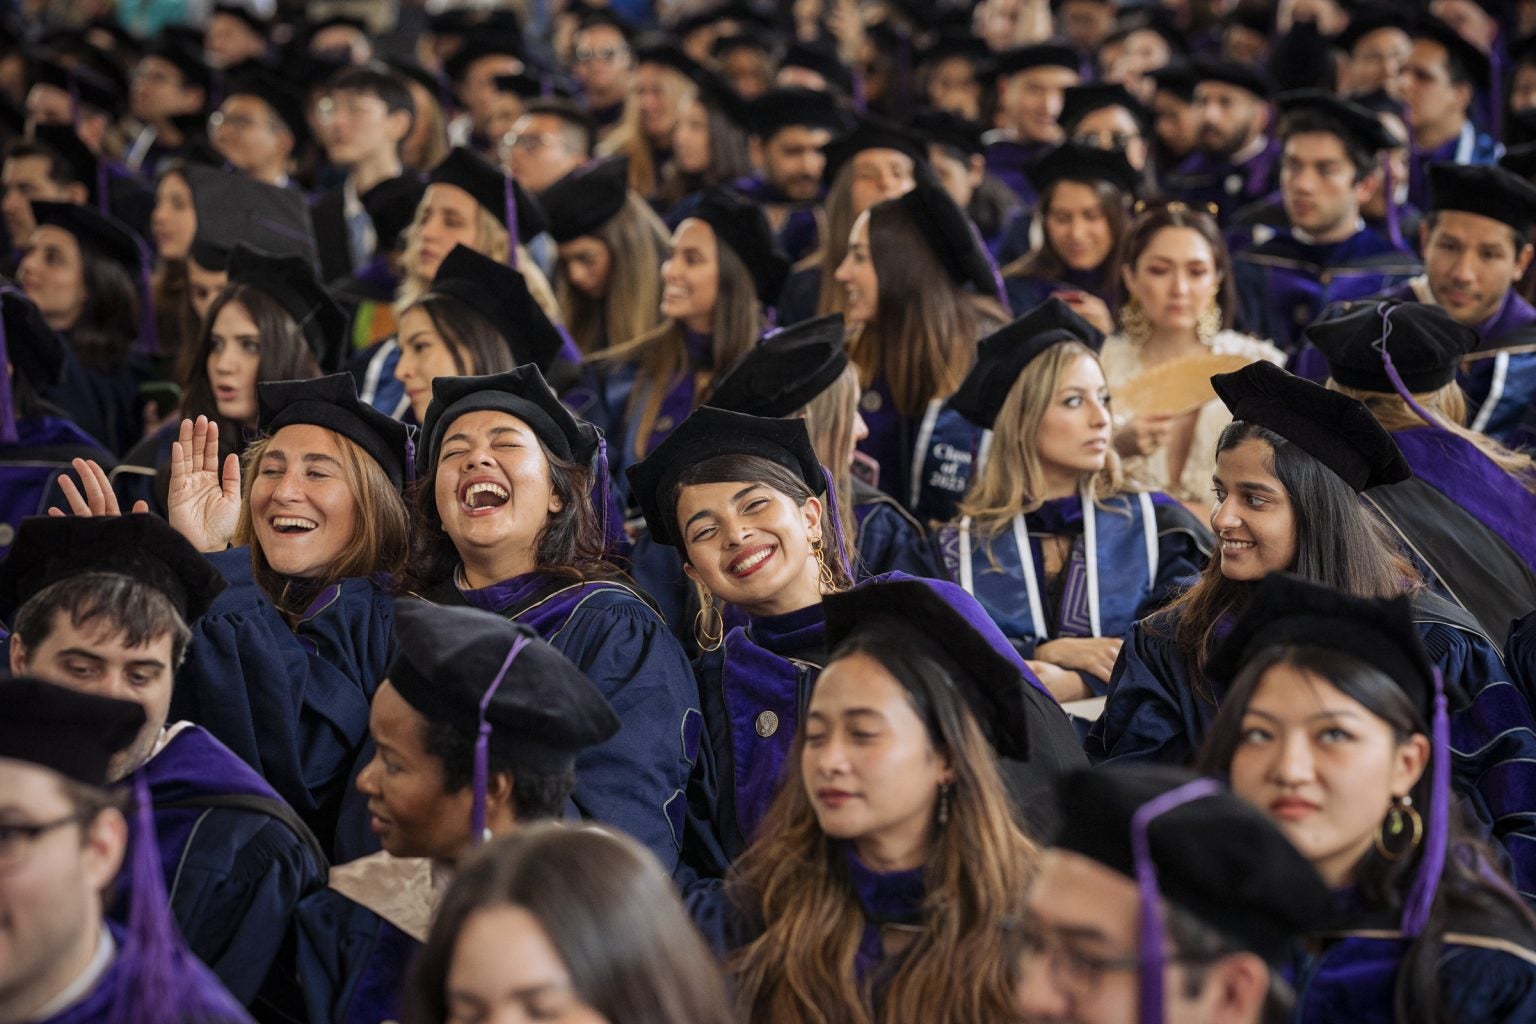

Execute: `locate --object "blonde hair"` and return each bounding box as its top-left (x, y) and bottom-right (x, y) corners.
top-left (556, 193), bottom-right (670, 354)
top-left (395, 198), bottom-right (563, 327)
top-left (234, 429), bottom-right (411, 618)
top-left (959, 342), bottom-right (1128, 533)
top-left (1329, 379), bottom-right (1536, 494)
top-left (598, 65), bottom-right (696, 198)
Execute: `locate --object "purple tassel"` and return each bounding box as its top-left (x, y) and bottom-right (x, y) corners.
top-left (594, 432), bottom-right (613, 555)
top-left (66, 69), bottom-right (81, 127)
top-left (136, 239), bottom-right (157, 356)
top-left (1131, 778), bottom-right (1222, 1024)
top-left (1401, 667), bottom-right (1451, 937)
top-left (852, 67), bottom-right (867, 115)
top-left (0, 290), bottom-right (16, 446)
top-left (95, 161), bottom-right (110, 216)
top-left (820, 464), bottom-right (852, 581)
top-left (1489, 44), bottom-right (1503, 142)
top-left (471, 636), bottom-right (533, 843)
top-left (403, 431), bottom-right (418, 486)
top-left (1380, 153), bottom-right (1404, 252)
top-left (504, 175), bottom-right (520, 270)
top-left (1374, 303), bottom-right (1438, 425)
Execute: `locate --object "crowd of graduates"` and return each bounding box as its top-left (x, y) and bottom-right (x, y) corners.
top-left (9, 0), bottom-right (1536, 1022)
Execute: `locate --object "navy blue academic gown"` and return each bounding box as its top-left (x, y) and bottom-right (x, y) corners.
top-left (43, 342), bottom-right (154, 456)
top-left (983, 136), bottom-right (1054, 208)
top-left (932, 492), bottom-right (1211, 696)
top-left (850, 479), bottom-right (938, 579)
top-left (1086, 593), bottom-right (1536, 901)
top-left (857, 378), bottom-right (983, 524)
top-left (1233, 226), bottom-right (1421, 357)
top-left (173, 548), bottom-right (397, 850)
top-left (1406, 124), bottom-right (1502, 211)
top-left (688, 573), bottom-right (1084, 874)
top-left (1161, 137), bottom-right (1282, 225)
top-left (0, 414), bottom-right (112, 560)
top-left (430, 571), bottom-right (701, 874)
top-left (1002, 268), bottom-right (1114, 326)
top-left (130, 724), bottom-right (327, 1007)
top-left (1460, 290), bottom-right (1536, 447)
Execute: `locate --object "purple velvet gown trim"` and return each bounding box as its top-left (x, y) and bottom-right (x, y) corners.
top-left (1391, 427), bottom-right (1536, 572)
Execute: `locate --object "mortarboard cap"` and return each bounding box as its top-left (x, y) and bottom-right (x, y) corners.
top-left (429, 244), bottom-right (565, 374)
top-left (361, 173), bottom-right (427, 254)
top-left (210, 1), bottom-right (270, 37)
top-left (1148, 61), bottom-right (1199, 103)
top-left (0, 287), bottom-right (65, 393)
top-left (1190, 55), bottom-right (1272, 100)
top-left (950, 297), bottom-right (1105, 429)
top-left (30, 57), bottom-right (124, 119)
top-left (693, 68), bottom-right (753, 131)
top-left (0, 678), bottom-right (144, 787)
top-left (1411, 14), bottom-right (1491, 87)
top-left (145, 37), bottom-right (213, 94)
top-left (31, 123), bottom-right (98, 198)
top-left (186, 164), bottom-right (318, 271)
top-left (491, 71), bottom-right (574, 102)
top-left (748, 85), bottom-right (843, 138)
top-left (820, 578), bottom-right (1036, 759)
top-left (429, 146), bottom-right (547, 245)
top-left (1059, 82), bottom-right (1150, 134)
top-left (779, 39), bottom-right (854, 96)
top-left (919, 33), bottom-right (991, 70)
top-left (258, 373), bottom-right (414, 489)
top-left (419, 366), bottom-right (599, 476)
top-left (1025, 140), bottom-right (1139, 196)
top-left (1277, 89), bottom-right (1403, 151)
top-left (0, 514), bottom-right (227, 622)
top-left (708, 314), bottom-right (848, 417)
top-left (821, 115), bottom-right (928, 187)
top-left (223, 61), bottom-right (309, 149)
top-left (538, 156), bottom-right (628, 242)
top-left (1211, 359), bottom-right (1411, 492)
top-left (444, 34), bottom-right (525, 85)
top-left (626, 407), bottom-right (823, 547)
top-left (888, 175), bottom-right (995, 295)
top-left (389, 599), bottom-right (619, 775)
top-left (993, 43), bottom-right (1080, 78)
top-left (1052, 763), bottom-right (1333, 967)
top-left (912, 107), bottom-right (986, 157)
top-left (687, 185), bottom-right (789, 303)
top-left (31, 201), bottom-right (144, 278)
top-left (1335, 6), bottom-right (1412, 54)
top-left (1304, 299), bottom-right (1478, 394)
top-left (226, 244), bottom-right (348, 372)
top-left (633, 33), bottom-right (704, 79)
top-left (1427, 161), bottom-right (1536, 234)
top-left (1500, 140), bottom-right (1536, 181)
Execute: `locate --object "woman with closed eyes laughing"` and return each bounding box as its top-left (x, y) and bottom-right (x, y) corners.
top-left (402, 366), bottom-right (700, 879)
top-left (626, 408), bottom-right (1084, 875)
top-left (1196, 573), bottom-right (1536, 1024)
top-left (165, 373), bottom-right (411, 851)
top-left (1087, 360), bottom-right (1536, 900)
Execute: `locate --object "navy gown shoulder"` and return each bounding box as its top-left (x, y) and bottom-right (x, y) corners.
top-left (173, 547), bottom-right (396, 847)
top-left (1083, 609), bottom-right (1212, 766)
top-left (0, 414), bottom-right (112, 561)
top-left (852, 479), bottom-right (938, 579)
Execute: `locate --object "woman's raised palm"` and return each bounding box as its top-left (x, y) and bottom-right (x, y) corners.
top-left (167, 416), bottom-right (242, 554)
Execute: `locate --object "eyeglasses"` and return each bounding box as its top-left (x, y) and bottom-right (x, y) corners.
top-left (315, 95), bottom-right (386, 124)
top-left (209, 110), bottom-right (278, 134)
top-left (1009, 919), bottom-right (1144, 1000)
top-left (1073, 129), bottom-right (1142, 151)
top-left (0, 814), bottom-right (86, 873)
top-left (502, 131), bottom-right (561, 153)
top-left (574, 45), bottom-right (628, 64)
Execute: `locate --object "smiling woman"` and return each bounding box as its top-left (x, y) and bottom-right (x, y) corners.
top-left (167, 373), bottom-right (412, 847)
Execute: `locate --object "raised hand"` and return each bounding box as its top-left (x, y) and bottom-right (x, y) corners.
top-left (48, 458), bottom-right (151, 517)
top-left (166, 416), bottom-right (242, 553)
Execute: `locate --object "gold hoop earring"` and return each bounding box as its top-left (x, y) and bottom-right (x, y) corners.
top-left (813, 538), bottom-right (836, 592)
top-left (1196, 297), bottom-right (1222, 344)
top-left (1373, 795), bottom-right (1424, 861)
top-left (1120, 297), bottom-right (1151, 344)
top-left (692, 582), bottom-right (724, 652)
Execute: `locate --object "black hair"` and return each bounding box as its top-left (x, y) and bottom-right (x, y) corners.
top-left (70, 237), bottom-right (141, 374)
top-left (327, 62), bottom-right (417, 140)
top-left (406, 292), bottom-right (517, 377)
top-left (421, 717), bottom-right (575, 820)
top-left (1423, 209), bottom-right (1527, 256)
top-left (3, 138), bottom-right (84, 188)
top-left (1277, 107), bottom-right (1377, 181)
top-left (12, 572), bottom-right (193, 668)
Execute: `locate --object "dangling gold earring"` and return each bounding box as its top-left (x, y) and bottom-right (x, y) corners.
top-left (813, 538), bottom-right (836, 592)
top-left (1373, 794), bottom-right (1424, 861)
top-left (1196, 297), bottom-right (1222, 344)
top-left (1120, 297), bottom-right (1151, 344)
top-left (692, 579), bottom-right (724, 652)
top-left (937, 782), bottom-right (953, 828)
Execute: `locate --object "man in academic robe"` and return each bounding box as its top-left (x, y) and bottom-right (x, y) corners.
top-left (1161, 57), bottom-right (1280, 225)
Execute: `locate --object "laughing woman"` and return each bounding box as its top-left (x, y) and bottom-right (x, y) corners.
top-left (405, 367), bottom-right (701, 876)
top-left (1198, 573), bottom-right (1536, 1023)
top-left (834, 174), bottom-right (1008, 522)
top-left (1086, 360), bottom-right (1536, 900)
top-left (588, 184), bottom-right (787, 484)
top-left (935, 298), bottom-right (1210, 703)
top-left (167, 373), bottom-right (411, 847)
top-left (627, 409), bottom-right (1083, 871)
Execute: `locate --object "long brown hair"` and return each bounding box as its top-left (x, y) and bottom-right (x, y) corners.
top-left (812, 163), bottom-right (859, 317)
top-left (848, 199), bottom-right (1006, 418)
top-left (801, 363), bottom-right (862, 560)
top-left (1329, 380), bottom-right (1536, 495)
top-left (729, 619), bottom-right (1037, 1024)
top-left (1001, 178), bottom-right (1131, 283)
top-left (1163, 421), bottom-right (1419, 701)
top-left (599, 64), bottom-right (695, 198)
top-left (1114, 202), bottom-right (1237, 332)
top-left (234, 429), bottom-right (411, 618)
top-left (957, 341), bottom-right (1127, 533)
top-left (589, 232), bottom-right (764, 460)
top-left (556, 193), bottom-right (670, 354)
top-left (404, 824), bottom-right (735, 1024)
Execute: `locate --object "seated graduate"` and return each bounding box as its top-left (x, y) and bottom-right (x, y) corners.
top-left (1087, 360), bottom-right (1536, 899)
top-left (289, 598), bottom-right (618, 1024)
top-left (1015, 764), bottom-right (1332, 1024)
top-left (1307, 301), bottom-right (1536, 645)
top-left (723, 580), bottom-right (1079, 1021)
top-left (0, 678), bottom-right (253, 1024)
top-left (167, 373), bottom-right (411, 849)
top-left (704, 314), bottom-right (934, 580)
top-left (1160, 59), bottom-right (1280, 226)
top-left (933, 298), bottom-right (1211, 702)
top-left (1379, 164), bottom-right (1536, 446)
top-left (1232, 90), bottom-right (1421, 358)
top-left (1197, 573), bottom-right (1536, 1023)
top-left (115, 243), bottom-right (340, 513)
top-left (402, 825), bottom-right (735, 1024)
top-left (0, 514), bottom-right (327, 1009)
top-left (405, 366), bottom-right (700, 876)
top-left (0, 287), bottom-right (111, 560)
top-left (392, 244), bottom-right (575, 425)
